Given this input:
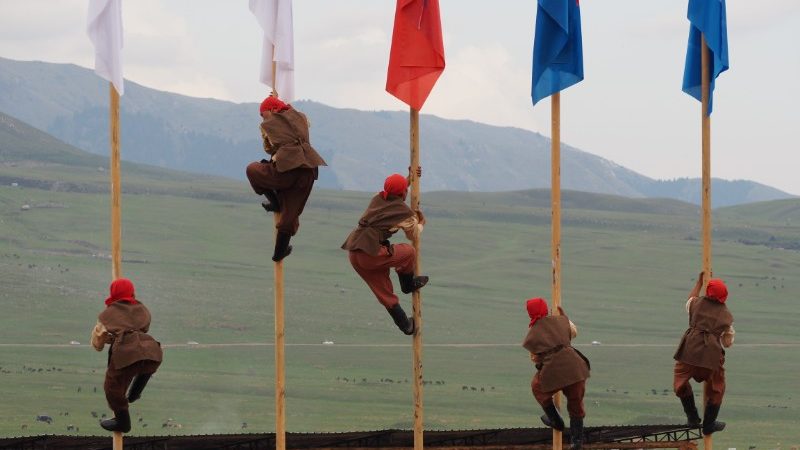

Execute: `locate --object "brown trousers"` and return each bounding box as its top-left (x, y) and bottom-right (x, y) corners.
top-left (245, 161), bottom-right (316, 235)
top-left (104, 359), bottom-right (161, 412)
top-left (673, 360), bottom-right (725, 405)
top-left (532, 372), bottom-right (586, 419)
top-left (349, 244), bottom-right (416, 308)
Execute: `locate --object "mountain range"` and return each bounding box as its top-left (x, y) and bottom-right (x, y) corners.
top-left (0, 56), bottom-right (792, 207)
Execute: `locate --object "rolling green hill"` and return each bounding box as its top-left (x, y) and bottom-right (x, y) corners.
top-left (1, 115), bottom-right (798, 447)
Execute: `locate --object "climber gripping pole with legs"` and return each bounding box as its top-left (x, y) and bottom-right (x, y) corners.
top-left (251, 83), bottom-right (325, 450)
top-left (531, 0), bottom-right (584, 448)
top-left (87, 1), bottom-right (126, 448)
top-left (250, 2), bottom-right (330, 449)
top-left (385, 1), bottom-right (444, 448)
top-left (250, 3), bottom-right (293, 449)
top-left (679, 2), bottom-right (730, 448)
top-left (88, 5), bottom-right (164, 449)
top-left (251, 83), bottom-right (327, 450)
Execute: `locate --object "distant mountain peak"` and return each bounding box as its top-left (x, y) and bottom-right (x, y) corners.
top-left (0, 56), bottom-right (794, 207)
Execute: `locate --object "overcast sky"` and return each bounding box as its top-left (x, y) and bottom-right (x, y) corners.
top-left (1, 1), bottom-right (798, 194)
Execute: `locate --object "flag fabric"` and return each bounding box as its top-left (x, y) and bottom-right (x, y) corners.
top-left (682, 0), bottom-right (728, 115)
top-left (250, 0), bottom-right (295, 101)
top-left (386, 0), bottom-right (445, 110)
top-left (531, 0), bottom-right (583, 105)
top-left (87, 0), bottom-right (124, 95)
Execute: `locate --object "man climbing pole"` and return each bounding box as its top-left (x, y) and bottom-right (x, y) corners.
top-left (522, 298), bottom-right (590, 450)
top-left (341, 170), bottom-right (428, 335)
top-left (91, 278), bottom-right (163, 433)
top-left (246, 95), bottom-right (327, 261)
top-left (673, 272), bottom-right (734, 436)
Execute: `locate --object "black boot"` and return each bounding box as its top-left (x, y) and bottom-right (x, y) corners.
top-left (272, 231), bottom-right (293, 262)
top-left (539, 404), bottom-right (565, 431)
top-left (702, 403), bottom-right (726, 435)
top-left (100, 409), bottom-right (131, 433)
top-left (387, 304), bottom-right (415, 335)
top-left (126, 374), bottom-right (152, 403)
top-left (261, 190), bottom-right (281, 213)
top-left (569, 417), bottom-right (584, 450)
top-left (397, 272), bottom-right (429, 294)
top-left (679, 396), bottom-right (701, 427)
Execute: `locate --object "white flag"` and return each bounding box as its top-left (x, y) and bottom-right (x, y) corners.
top-left (249, 0), bottom-right (295, 101)
top-left (87, 0), bottom-right (124, 95)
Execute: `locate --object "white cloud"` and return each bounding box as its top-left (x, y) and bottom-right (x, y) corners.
top-left (424, 43), bottom-right (538, 131)
top-left (320, 28), bottom-right (387, 49)
top-left (0, 1), bottom-right (92, 66)
top-left (727, 0), bottom-right (800, 34)
top-left (0, 1), bottom-right (80, 38)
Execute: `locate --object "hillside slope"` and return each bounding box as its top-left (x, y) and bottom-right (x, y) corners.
top-left (0, 56), bottom-right (792, 206)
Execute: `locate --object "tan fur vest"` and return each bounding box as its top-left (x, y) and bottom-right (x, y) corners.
top-left (522, 315), bottom-right (590, 392)
top-left (98, 302), bottom-right (163, 370)
top-left (341, 194), bottom-right (415, 256)
top-left (260, 108), bottom-right (327, 172)
top-left (673, 296), bottom-right (733, 370)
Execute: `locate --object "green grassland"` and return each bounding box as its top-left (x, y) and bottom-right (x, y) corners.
top-left (0, 155), bottom-right (799, 447)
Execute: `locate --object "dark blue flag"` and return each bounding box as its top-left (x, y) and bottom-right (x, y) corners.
top-left (682, 0), bottom-right (729, 114)
top-left (531, 0), bottom-right (583, 105)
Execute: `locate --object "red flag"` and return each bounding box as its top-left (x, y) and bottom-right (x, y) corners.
top-left (386, 0), bottom-right (445, 110)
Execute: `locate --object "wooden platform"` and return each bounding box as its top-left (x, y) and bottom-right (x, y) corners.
top-left (0, 425), bottom-right (702, 449)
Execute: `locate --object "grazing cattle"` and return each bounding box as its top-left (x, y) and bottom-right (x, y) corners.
top-left (35, 415), bottom-right (53, 424)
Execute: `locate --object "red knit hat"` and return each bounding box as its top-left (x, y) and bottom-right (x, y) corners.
top-left (706, 278), bottom-right (728, 303)
top-left (526, 298), bottom-right (549, 327)
top-left (259, 95), bottom-right (290, 114)
top-left (105, 278), bottom-right (138, 306)
top-left (380, 174), bottom-right (408, 200)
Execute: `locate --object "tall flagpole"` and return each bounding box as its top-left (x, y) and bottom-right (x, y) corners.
top-left (409, 107), bottom-right (424, 450)
top-left (88, 2), bottom-right (124, 447)
top-left (550, 91), bottom-right (563, 450)
top-left (108, 81), bottom-right (124, 450)
top-left (700, 35), bottom-right (712, 291)
top-left (109, 83), bottom-right (122, 282)
top-left (270, 60), bottom-right (287, 450)
top-left (700, 34), bottom-right (713, 450)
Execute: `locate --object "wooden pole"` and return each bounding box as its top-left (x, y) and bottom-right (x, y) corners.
top-left (112, 431), bottom-right (123, 450)
top-left (274, 216), bottom-right (286, 450)
top-left (700, 34), bottom-right (712, 450)
top-left (109, 83), bottom-right (122, 281)
top-left (700, 35), bottom-right (712, 289)
top-left (270, 61), bottom-right (287, 450)
top-left (409, 107), bottom-right (424, 450)
top-left (550, 92), bottom-right (562, 450)
top-left (550, 92), bottom-right (562, 315)
top-left (109, 82), bottom-right (123, 449)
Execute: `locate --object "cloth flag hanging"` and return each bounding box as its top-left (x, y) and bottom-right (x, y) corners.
top-left (386, 0), bottom-right (445, 110)
top-left (87, 0), bottom-right (124, 95)
top-left (531, 0), bottom-right (583, 105)
top-left (250, 0), bottom-right (295, 101)
top-left (682, 0), bottom-right (728, 115)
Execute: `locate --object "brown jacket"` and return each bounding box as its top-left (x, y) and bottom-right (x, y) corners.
top-left (341, 194), bottom-right (416, 256)
top-left (97, 302), bottom-right (163, 370)
top-left (522, 315), bottom-right (590, 392)
top-left (261, 108), bottom-right (327, 173)
top-left (673, 296), bottom-right (733, 370)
